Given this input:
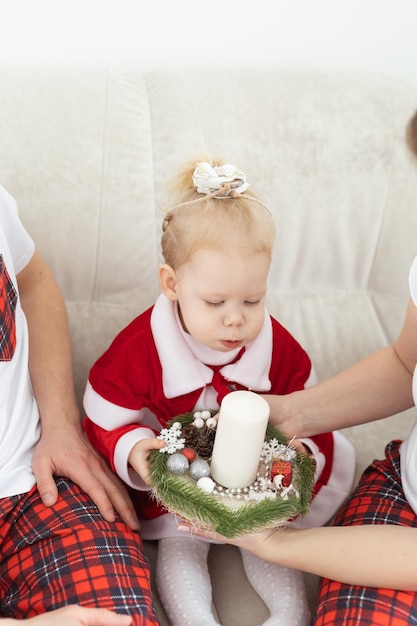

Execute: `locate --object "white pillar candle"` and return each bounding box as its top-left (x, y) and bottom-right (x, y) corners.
top-left (210, 390), bottom-right (270, 489)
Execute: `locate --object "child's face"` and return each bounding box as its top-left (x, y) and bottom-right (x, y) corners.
top-left (171, 248), bottom-right (269, 352)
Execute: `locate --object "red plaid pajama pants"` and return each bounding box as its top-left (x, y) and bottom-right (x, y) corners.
top-left (314, 439), bottom-right (417, 625)
top-left (0, 477), bottom-right (159, 625)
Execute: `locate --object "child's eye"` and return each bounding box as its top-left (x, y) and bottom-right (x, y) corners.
top-left (245, 300), bottom-right (261, 306)
top-left (205, 300), bottom-right (224, 307)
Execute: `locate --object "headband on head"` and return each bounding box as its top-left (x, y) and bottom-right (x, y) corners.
top-left (162, 161), bottom-right (271, 231)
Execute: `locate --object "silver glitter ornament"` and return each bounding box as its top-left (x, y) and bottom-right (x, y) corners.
top-left (167, 452), bottom-right (189, 475)
top-left (189, 458), bottom-right (211, 480)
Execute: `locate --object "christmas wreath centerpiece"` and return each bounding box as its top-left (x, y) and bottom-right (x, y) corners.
top-left (149, 390), bottom-right (316, 538)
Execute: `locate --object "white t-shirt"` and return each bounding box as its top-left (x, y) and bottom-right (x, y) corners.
top-left (399, 255), bottom-right (417, 514)
top-left (0, 185), bottom-right (40, 497)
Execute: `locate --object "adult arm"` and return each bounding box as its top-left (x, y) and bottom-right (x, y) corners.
top-left (17, 250), bottom-right (139, 530)
top-left (179, 523), bottom-right (417, 590)
top-left (265, 298), bottom-right (417, 438)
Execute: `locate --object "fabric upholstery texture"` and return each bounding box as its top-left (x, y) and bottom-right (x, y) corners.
top-left (1, 66), bottom-right (417, 624)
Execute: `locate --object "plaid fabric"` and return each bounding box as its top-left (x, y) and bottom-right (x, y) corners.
top-left (0, 255), bottom-right (17, 361)
top-left (0, 478), bottom-right (159, 625)
top-left (314, 440), bottom-right (417, 625)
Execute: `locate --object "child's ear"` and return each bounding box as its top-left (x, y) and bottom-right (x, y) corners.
top-left (159, 264), bottom-right (179, 300)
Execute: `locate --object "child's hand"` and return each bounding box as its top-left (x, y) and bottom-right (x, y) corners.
top-left (291, 438), bottom-right (310, 455)
top-left (128, 437), bottom-right (166, 485)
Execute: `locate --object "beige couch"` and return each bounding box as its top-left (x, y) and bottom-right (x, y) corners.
top-left (2, 66), bottom-right (417, 625)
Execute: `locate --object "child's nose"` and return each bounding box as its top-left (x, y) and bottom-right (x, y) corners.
top-left (224, 310), bottom-right (244, 326)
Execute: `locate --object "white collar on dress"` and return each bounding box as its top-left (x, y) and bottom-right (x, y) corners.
top-left (151, 294), bottom-right (273, 398)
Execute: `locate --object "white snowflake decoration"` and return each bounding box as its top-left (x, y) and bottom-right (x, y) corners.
top-left (158, 425), bottom-right (186, 454)
top-left (261, 438), bottom-right (297, 463)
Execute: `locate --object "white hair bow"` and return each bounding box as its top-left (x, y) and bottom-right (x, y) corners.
top-left (192, 162), bottom-right (249, 197)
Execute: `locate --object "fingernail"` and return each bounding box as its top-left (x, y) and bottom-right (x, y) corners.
top-left (177, 524), bottom-right (190, 532)
top-left (42, 493), bottom-right (55, 506)
top-left (106, 509), bottom-right (116, 522)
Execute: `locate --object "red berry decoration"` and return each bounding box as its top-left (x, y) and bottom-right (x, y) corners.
top-left (181, 447), bottom-right (197, 462)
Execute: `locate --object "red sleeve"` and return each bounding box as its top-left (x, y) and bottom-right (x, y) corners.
top-left (83, 417), bottom-right (158, 472)
top-left (268, 316), bottom-right (312, 394)
top-left (88, 307), bottom-right (160, 410)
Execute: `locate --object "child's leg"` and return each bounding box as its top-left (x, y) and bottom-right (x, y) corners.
top-left (156, 537), bottom-right (220, 626)
top-left (0, 478), bottom-right (158, 625)
top-left (240, 548), bottom-right (310, 626)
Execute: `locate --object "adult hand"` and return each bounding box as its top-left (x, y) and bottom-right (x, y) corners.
top-left (32, 421), bottom-right (140, 530)
top-left (1, 605), bottom-right (131, 625)
top-left (177, 521), bottom-right (282, 562)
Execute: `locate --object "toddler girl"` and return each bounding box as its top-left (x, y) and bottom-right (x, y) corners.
top-left (84, 160), bottom-right (355, 626)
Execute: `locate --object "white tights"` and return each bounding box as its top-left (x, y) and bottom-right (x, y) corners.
top-left (156, 537), bottom-right (220, 626)
top-left (240, 548), bottom-right (311, 626)
top-left (156, 537), bottom-right (310, 626)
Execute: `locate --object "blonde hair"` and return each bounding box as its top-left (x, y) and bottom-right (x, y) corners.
top-left (161, 158), bottom-right (276, 269)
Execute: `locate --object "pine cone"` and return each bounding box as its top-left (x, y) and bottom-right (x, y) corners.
top-left (181, 423), bottom-right (216, 460)
top-left (195, 426), bottom-right (216, 459)
top-left (181, 423), bottom-right (199, 448)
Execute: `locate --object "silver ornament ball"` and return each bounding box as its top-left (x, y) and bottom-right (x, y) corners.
top-left (189, 458), bottom-right (211, 480)
top-left (167, 452), bottom-right (189, 475)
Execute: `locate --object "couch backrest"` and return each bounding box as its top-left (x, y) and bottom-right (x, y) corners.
top-left (1, 68), bottom-right (417, 466)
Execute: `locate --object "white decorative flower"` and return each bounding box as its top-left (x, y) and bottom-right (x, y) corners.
top-left (192, 162), bottom-right (249, 196)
